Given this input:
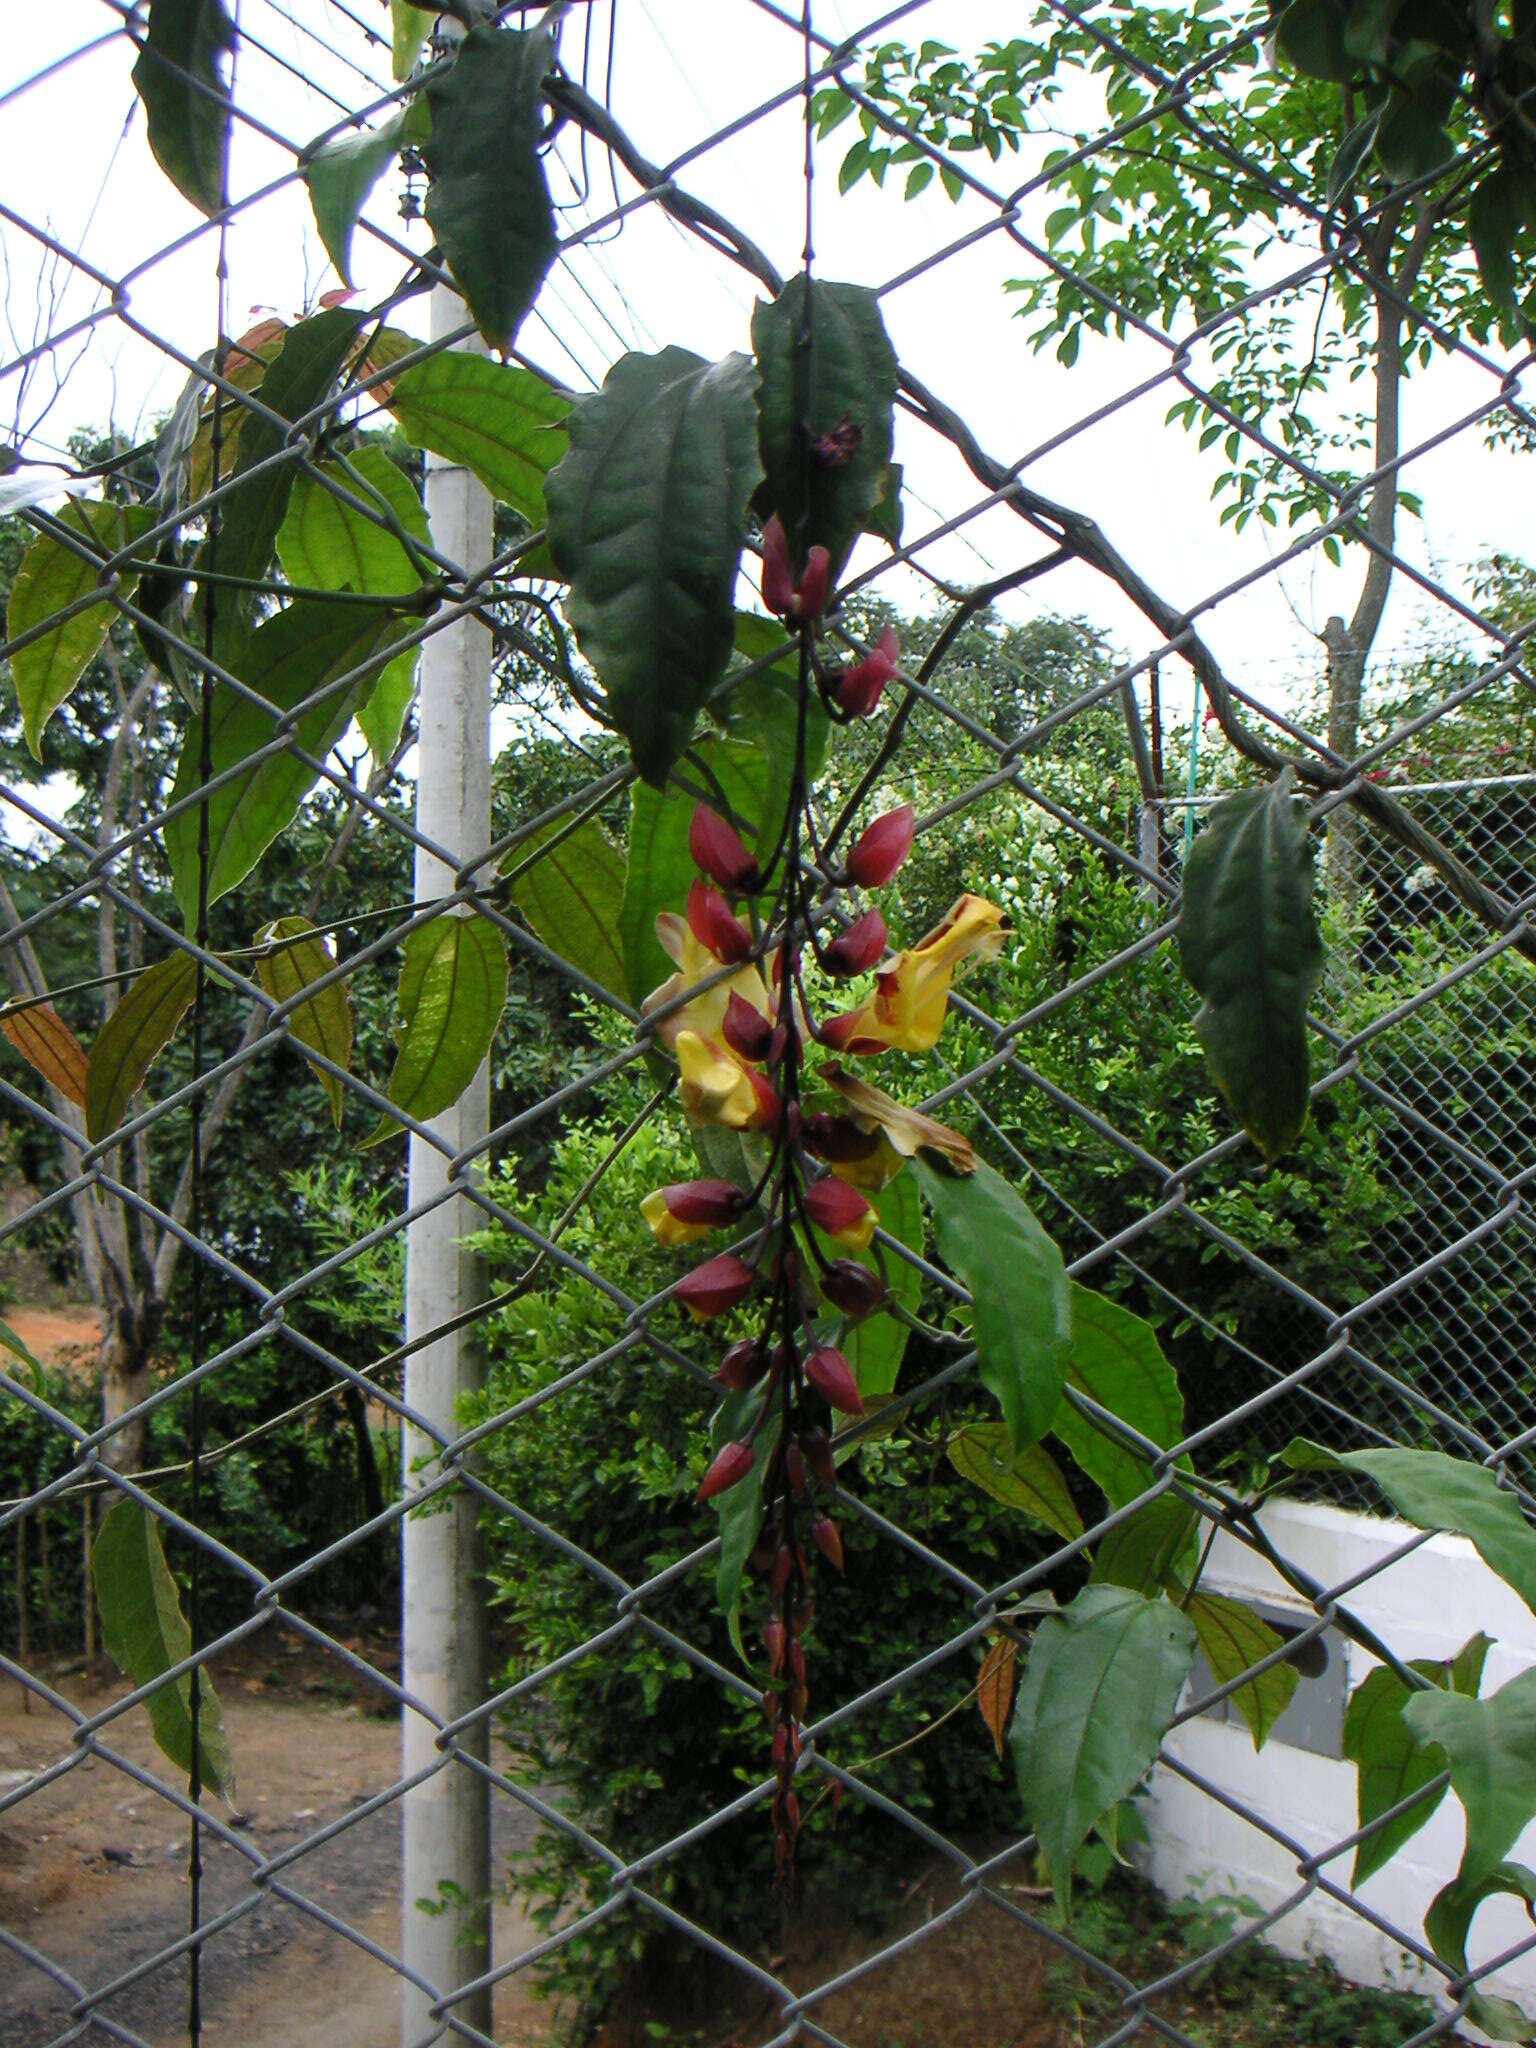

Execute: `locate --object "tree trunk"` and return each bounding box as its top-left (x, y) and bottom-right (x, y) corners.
top-left (97, 1302), bottom-right (160, 1473)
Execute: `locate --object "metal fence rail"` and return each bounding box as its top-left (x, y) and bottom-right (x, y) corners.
top-left (0, 4), bottom-right (1533, 2046)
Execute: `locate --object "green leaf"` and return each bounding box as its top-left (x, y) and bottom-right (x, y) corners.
top-left (7, 500), bottom-right (157, 756)
top-left (1344, 1633), bottom-right (1490, 1887)
top-left (1052, 1285), bottom-right (1185, 1510)
top-left (1404, 1667), bottom-right (1536, 1890)
top-left (501, 815), bottom-right (629, 999)
top-left (255, 916), bottom-right (353, 1128)
top-left (751, 276), bottom-right (898, 568)
top-left (0, 1315), bottom-right (46, 1379)
top-left (914, 1159), bottom-right (1071, 1454)
top-left (547, 347), bottom-right (761, 785)
top-left (617, 652), bottom-right (824, 1003)
top-left (164, 600), bottom-right (414, 926)
top-left (1178, 768), bottom-right (1323, 1160)
top-left (204, 310), bottom-right (365, 657)
top-left (1188, 1592), bottom-right (1301, 1751)
top-left (86, 953), bottom-right (199, 1145)
top-left (712, 1384), bottom-right (778, 1663)
top-left (1469, 167), bottom-right (1534, 316)
top-left (1374, 88), bottom-right (1453, 185)
top-left (1089, 1495), bottom-right (1199, 1595)
top-left (131, 0), bottom-right (235, 216)
top-left (422, 22), bottom-right (557, 352)
top-left (277, 444), bottom-right (431, 594)
top-left (275, 443), bottom-right (429, 760)
top-left (367, 914), bottom-right (508, 1143)
top-left (1011, 1585), bottom-right (1195, 1907)
top-left (390, 0), bottom-right (434, 79)
top-left (385, 354), bottom-right (569, 529)
top-left (1281, 1442), bottom-right (1536, 1616)
top-left (865, 461), bottom-right (905, 547)
top-left (1326, 111), bottom-right (1382, 205)
top-left (1276, 0), bottom-right (1356, 82)
top-left (1425, 1862), bottom-right (1536, 2036)
top-left (948, 1423), bottom-right (1085, 1543)
top-left (304, 103), bottom-right (424, 287)
top-left (94, 1499), bottom-right (235, 1800)
top-left (843, 1170), bottom-right (924, 1398)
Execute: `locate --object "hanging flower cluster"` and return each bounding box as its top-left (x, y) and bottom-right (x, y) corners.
top-left (637, 523), bottom-right (1006, 1878)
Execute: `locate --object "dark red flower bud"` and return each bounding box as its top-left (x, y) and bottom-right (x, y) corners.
top-left (744, 1066), bottom-right (783, 1133)
top-left (697, 1437), bottom-right (754, 1501)
top-left (802, 1429), bottom-right (837, 1490)
top-left (772, 1722), bottom-right (792, 1767)
top-left (821, 1259), bottom-right (887, 1318)
top-left (777, 1789), bottom-right (801, 1836)
top-left (834, 625), bottom-right (900, 716)
top-left (811, 1514), bottom-right (844, 1574)
top-left (785, 1442), bottom-right (807, 1499)
top-left (846, 804), bottom-right (915, 888)
top-left (761, 515), bottom-right (795, 616)
top-left (804, 1177), bottom-right (877, 1249)
top-left (765, 1616), bottom-right (786, 1674)
top-left (690, 804), bottom-right (761, 894)
top-left (792, 1596), bottom-right (815, 1636)
top-left (830, 1782), bottom-right (843, 1823)
top-left (763, 1688), bottom-right (781, 1726)
top-left (714, 1338), bottom-right (769, 1391)
top-left (803, 1112), bottom-right (881, 1165)
top-left (788, 1640), bottom-right (807, 1686)
top-left (794, 546), bottom-right (831, 620)
top-left (804, 1343), bottom-right (863, 1415)
top-left (722, 990), bottom-right (773, 1062)
top-left (675, 1251), bottom-right (756, 1321)
top-left (660, 1179), bottom-right (745, 1226)
top-left (824, 908), bottom-right (889, 977)
top-left (686, 878), bottom-right (753, 964)
top-left (771, 1543), bottom-right (794, 1599)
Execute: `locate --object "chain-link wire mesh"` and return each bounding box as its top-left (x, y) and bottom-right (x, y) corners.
top-left (2, 3), bottom-right (1535, 2045)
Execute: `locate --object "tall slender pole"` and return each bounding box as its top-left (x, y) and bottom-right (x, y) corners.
top-left (401, 274), bottom-right (494, 2043)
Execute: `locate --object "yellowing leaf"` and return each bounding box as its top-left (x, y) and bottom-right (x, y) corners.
top-left (365, 914), bottom-right (508, 1144)
top-left (0, 1000), bottom-right (88, 1107)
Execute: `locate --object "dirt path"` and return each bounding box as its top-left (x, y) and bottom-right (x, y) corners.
top-left (0, 1654), bottom-right (556, 2047)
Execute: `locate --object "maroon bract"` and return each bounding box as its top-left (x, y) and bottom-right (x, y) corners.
top-left (675, 1251), bottom-right (756, 1320)
top-left (686, 878), bottom-right (754, 964)
top-left (846, 805), bottom-right (916, 887)
top-left (690, 804), bottom-right (762, 894)
top-left (824, 908), bottom-right (889, 977)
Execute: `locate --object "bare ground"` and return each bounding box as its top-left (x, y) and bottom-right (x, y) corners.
top-left (0, 1642), bottom-right (554, 2048)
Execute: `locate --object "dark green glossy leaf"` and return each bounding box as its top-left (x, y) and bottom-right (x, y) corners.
top-left (366, 914), bottom-right (508, 1143)
top-left (255, 916), bottom-right (353, 1128)
top-left (751, 276), bottom-right (898, 568)
top-left (8, 499), bottom-right (156, 756)
top-left (204, 310), bottom-right (365, 657)
top-left (95, 1499), bottom-right (236, 1800)
top-left (1344, 1632), bottom-right (1490, 1887)
top-left (948, 1423), bottom-right (1084, 1542)
top-left (501, 815), bottom-right (629, 999)
top-left (1052, 1284), bottom-right (1185, 1509)
top-left (547, 347), bottom-right (761, 784)
top-left (1281, 1440), bottom-right (1536, 1615)
top-left (1469, 167), bottom-right (1536, 316)
top-left (1011, 1585), bottom-right (1195, 1907)
top-left (165, 600), bottom-right (414, 925)
top-left (1404, 1666), bottom-right (1536, 1889)
top-left (1188, 1592), bottom-right (1300, 1751)
top-left (86, 953), bottom-right (199, 1145)
top-left (132, 0), bottom-right (235, 216)
top-left (1276, 0), bottom-right (1356, 82)
top-left (1374, 88), bottom-right (1453, 184)
top-left (1179, 769), bottom-right (1323, 1159)
top-left (423, 21), bottom-right (557, 352)
top-left (913, 1158), bottom-right (1071, 1453)
top-left (386, 354), bottom-right (569, 528)
top-left (1326, 111), bottom-right (1382, 205)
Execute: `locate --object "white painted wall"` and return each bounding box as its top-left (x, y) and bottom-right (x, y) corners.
top-left (1143, 1499), bottom-right (1536, 2033)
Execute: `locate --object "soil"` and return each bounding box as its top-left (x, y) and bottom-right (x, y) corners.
top-left (0, 1634), bottom-right (552, 2048)
top-left (4, 1303), bottom-right (102, 1375)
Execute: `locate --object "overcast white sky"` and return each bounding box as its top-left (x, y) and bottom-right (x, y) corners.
top-left (2, 0), bottom-right (1532, 771)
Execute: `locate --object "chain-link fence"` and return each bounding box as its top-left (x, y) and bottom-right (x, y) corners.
top-left (2, 3), bottom-right (1535, 2046)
